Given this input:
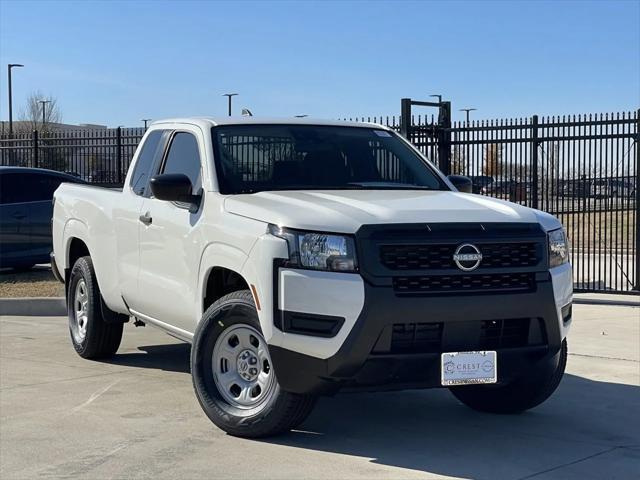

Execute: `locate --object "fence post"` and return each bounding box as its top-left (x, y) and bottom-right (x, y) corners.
top-left (438, 101), bottom-right (452, 175)
top-left (400, 98), bottom-right (412, 139)
top-left (33, 129), bottom-right (39, 168)
top-left (634, 109), bottom-right (639, 291)
top-left (116, 127), bottom-right (122, 183)
top-left (531, 115), bottom-right (539, 209)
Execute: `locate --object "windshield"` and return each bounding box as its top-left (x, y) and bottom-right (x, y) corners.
top-left (211, 124), bottom-right (447, 194)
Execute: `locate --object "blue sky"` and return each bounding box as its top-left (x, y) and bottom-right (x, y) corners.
top-left (0, 0), bottom-right (638, 127)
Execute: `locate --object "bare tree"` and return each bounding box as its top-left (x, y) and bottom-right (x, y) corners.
top-left (14, 91), bottom-right (66, 170)
top-left (17, 91), bottom-right (62, 134)
top-left (483, 143), bottom-right (503, 177)
top-left (450, 145), bottom-right (466, 175)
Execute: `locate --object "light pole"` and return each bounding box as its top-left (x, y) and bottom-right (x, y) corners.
top-left (141, 118), bottom-right (152, 129)
top-left (459, 108), bottom-right (477, 125)
top-left (429, 94), bottom-right (443, 104)
top-left (38, 100), bottom-right (51, 128)
top-left (222, 93), bottom-right (238, 116)
top-left (7, 63), bottom-right (24, 137)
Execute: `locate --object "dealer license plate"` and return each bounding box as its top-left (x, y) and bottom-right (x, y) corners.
top-left (441, 351), bottom-right (497, 386)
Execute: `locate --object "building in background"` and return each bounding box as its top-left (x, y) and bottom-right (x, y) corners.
top-left (0, 121), bottom-right (107, 135)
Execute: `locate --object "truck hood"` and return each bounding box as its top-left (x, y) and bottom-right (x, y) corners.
top-left (224, 190), bottom-right (561, 233)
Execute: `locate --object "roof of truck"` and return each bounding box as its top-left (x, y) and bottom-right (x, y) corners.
top-left (151, 116), bottom-right (392, 130)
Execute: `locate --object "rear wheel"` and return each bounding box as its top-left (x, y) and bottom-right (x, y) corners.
top-left (68, 256), bottom-right (123, 359)
top-left (191, 290), bottom-right (316, 438)
top-left (450, 340), bottom-right (567, 414)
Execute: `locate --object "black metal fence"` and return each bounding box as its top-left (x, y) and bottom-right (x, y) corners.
top-left (348, 108), bottom-right (639, 294)
top-left (1, 109), bottom-right (638, 294)
top-left (0, 127), bottom-right (143, 185)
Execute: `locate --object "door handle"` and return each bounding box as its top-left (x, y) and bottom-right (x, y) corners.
top-left (11, 212), bottom-right (27, 220)
top-left (139, 212), bottom-right (152, 225)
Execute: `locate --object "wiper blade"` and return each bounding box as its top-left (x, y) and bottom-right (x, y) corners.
top-left (230, 184), bottom-right (438, 194)
top-left (347, 182), bottom-right (435, 190)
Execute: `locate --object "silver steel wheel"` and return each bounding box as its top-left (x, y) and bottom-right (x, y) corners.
top-left (212, 324), bottom-right (276, 409)
top-left (71, 279), bottom-right (89, 344)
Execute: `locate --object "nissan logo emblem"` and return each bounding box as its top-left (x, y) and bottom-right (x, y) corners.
top-left (453, 244), bottom-right (483, 271)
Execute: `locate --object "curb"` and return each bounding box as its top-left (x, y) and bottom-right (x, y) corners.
top-left (573, 298), bottom-right (639, 307)
top-left (0, 297), bottom-right (67, 317)
top-left (573, 295), bottom-right (639, 307)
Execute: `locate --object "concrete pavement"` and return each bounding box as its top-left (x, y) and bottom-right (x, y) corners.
top-left (1, 304), bottom-right (638, 479)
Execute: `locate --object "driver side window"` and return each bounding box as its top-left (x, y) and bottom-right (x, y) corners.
top-left (130, 130), bottom-right (163, 197)
top-left (162, 132), bottom-right (202, 192)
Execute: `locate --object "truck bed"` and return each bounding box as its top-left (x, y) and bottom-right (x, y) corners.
top-left (52, 182), bottom-right (133, 313)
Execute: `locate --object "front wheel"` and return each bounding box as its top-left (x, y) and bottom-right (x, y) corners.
top-left (450, 340), bottom-right (568, 414)
top-left (191, 290), bottom-right (316, 438)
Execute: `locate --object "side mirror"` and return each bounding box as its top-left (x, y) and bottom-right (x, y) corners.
top-left (150, 173), bottom-right (200, 208)
top-left (447, 175), bottom-right (473, 193)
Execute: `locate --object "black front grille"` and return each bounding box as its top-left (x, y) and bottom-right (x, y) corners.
top-left (380, 242), bottom-right (539, 271)
top-left (390, 322), bottom-right (443, 354)
top-left (393, 272), bottom-right (535, 294)
top-left (374, 318), bottom-right (544, 355)
top-left (381, 245), bottom-right (451, 270)
top-left (479, 318), bottom-right (532, 349)
top-left (479, 243), bottom-right (540, 268)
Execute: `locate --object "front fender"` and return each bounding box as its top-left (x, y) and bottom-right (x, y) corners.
top-left (241, 233), bottom-right (289, 344)
top-left (197, 242), bottom-right (251, 320)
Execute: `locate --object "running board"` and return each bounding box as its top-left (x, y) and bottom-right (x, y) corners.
top-left (128, 309), bottom-right (194, 343)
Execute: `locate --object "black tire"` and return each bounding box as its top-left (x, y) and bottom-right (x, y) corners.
top-left (450, 340), bottom-right (568, 414)
top-left (67, 256), bottom-right (123, 359)
top-left (191, 290), bottom-right (316, 438)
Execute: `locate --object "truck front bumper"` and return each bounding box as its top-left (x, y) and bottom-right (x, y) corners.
top-left (269, 272), bottom-right (570, 395)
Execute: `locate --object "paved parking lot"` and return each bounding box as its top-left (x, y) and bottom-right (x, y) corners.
top-left (1, 304), bottom-right (638, 479)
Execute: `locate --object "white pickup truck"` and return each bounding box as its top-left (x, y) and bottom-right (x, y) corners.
top-left (52, 117), bottom-right (573, 437)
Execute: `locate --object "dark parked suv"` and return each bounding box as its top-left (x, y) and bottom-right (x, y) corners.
top-left (0, 167), bottom-right (85, 269)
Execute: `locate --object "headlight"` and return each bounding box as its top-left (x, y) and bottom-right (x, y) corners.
top-left (548, 228), bottom-right (569, 268)
top-left (269, 225), bottom-right (358, 272)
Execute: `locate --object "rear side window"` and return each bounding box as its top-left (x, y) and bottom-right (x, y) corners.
top-left (0, 172), bottom-right (67, 204)
top-left (161, 132), bottom-right (202, 191)
top-left (130, 130), bottom-right (163, 196)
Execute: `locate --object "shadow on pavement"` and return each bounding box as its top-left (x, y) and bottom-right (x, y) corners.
top-left (264, 374), bottom-right (640, 478)
top-left (102, 343), bottom-right (191, 374)
top-left (103, 343), bottom-right (639, 478)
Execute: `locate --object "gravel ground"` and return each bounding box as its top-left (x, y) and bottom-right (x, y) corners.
top-left (0, 266), bottom-right (64, 298)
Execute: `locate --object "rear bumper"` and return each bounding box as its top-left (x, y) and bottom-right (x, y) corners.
top-left (269, 275), bottom-right (565, 395)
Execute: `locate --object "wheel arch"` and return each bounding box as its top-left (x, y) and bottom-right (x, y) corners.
top-left (67, 238), bottom-right (90, 272)
top-left (62, 219), bottom-right (92, 298)
top-left (62, 220), bottom-right (127, 317)
top-left (198, 242), bottom-right (254, 319)
top-left (62, 219), bottom-right (91, 270)
top-left (203, 266), bottom-right (251, 313)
